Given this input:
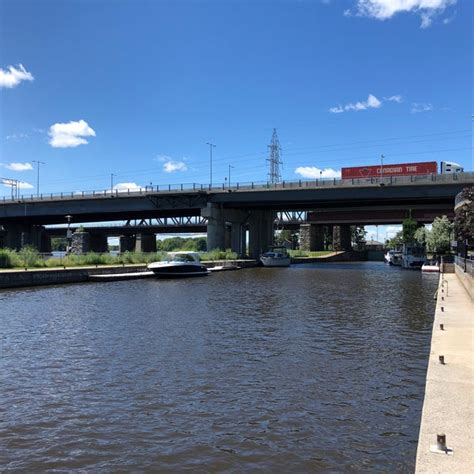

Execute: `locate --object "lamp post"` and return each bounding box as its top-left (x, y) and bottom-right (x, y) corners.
top-left (228, 164), bottom-right (234, 188)
top-left (32, 160), bottom-right (45, 197)
top-left (65, 215), bottom-right (72, 254)
top-left (206, 142), bottom-right (216, 187)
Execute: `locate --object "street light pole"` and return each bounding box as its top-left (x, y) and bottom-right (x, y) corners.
top-left (380, 154), bottom-right (384, 183)
top-left (110, 173), bottom-right (115, 193)
top-left (228, 165), bottom-right (234, 188)
top-left (32, 160), bottom-right (45, 197)
top-left (206, 142), bottom-right (216, 187)
top-left (65, 215), bottom-right (73, 254)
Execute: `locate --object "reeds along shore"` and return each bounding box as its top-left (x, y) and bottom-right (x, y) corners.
top-left (0, 247), bottom-right (239, 269)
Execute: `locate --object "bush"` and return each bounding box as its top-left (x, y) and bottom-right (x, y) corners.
top-left (0, 248), bottom-right (20, 268)
top-left (18, 246), bottom-right (43, 268)
top-left (201, 249), bottom-right (238, 261)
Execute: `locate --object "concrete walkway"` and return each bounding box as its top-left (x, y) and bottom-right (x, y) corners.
top-left (416, 273), bottom-right (474, 472)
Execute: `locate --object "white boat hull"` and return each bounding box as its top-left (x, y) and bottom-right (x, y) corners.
top-left (260, 256), bottom-right (291, 267)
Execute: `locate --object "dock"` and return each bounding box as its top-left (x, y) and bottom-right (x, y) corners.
top-left (415, 273), bottom-right (474, 472)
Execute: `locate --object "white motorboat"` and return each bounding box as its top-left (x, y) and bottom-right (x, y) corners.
top-left (384, 250), bottom-right (402, 266)
top-left (147, 252), bottom-right (209, 278)
top-left (260, 246), bottom-right (291, 267)
top-left (401, 244), bottom-right (426, 269)
top-left (421, 260), bottom-right (440, 273)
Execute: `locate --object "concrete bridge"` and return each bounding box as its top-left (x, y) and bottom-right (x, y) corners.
top-left (1, 173), bottom-right (472, 257)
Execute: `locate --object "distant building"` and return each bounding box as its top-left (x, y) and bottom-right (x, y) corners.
top-left (365, 239), bottom-right (385, 251)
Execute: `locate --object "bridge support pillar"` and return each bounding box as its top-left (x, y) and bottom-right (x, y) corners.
top-left (202, 205), bottom-right (249, 256)
top-left (90, 234), bottom-right (108, 253)
top-left (248, 210), bottom-right (274, 260)
top-left (333, 225), bottom-right (352, 251)
top-left (135, 233), bottom-right (156, 253)
top-left (203, 205), bottom-right (226, 251)
top-left (71, 231), bottom-right (91, 254)
top-left (120, 235), bottom-right (136, 253)
top-left (0, 223), bottom-right (49, 251)
top-left (300, 224), bottom-right (325, 251)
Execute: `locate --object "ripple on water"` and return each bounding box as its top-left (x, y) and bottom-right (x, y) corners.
top-left (0, 262), bottom-right (436, 471)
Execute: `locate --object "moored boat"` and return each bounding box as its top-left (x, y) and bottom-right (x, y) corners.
top-left (421, 260), bottom-right (440, 273)
top-left (147, 252), bottom-right (209, 278)
top-left (401, 244), bottom-right (426, 269)
top-left (260, 246), bottom-right (291, 267)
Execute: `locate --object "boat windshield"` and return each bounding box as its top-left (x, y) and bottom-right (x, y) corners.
top-left (170, 253), bottom-right (199, 262)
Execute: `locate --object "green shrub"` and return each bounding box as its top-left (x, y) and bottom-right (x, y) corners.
top-left (18, 246), bottom-right (43, 268)
top-left (0, 248), bottom-right (20, 268)
top-left (201, 249), bottom-right (238, 261)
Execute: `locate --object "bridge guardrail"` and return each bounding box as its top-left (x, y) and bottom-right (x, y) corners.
top-left (1, 172), bottom-right (473, 204)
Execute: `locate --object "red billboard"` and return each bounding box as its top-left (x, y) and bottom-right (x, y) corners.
top-left (341, 161), bottom-right (438, 179)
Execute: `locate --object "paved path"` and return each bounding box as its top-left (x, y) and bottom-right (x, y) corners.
top-left (416, 273), bottom-right (474, 472)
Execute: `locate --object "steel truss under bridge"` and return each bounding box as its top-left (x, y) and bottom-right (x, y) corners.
top-left (124, 216), bottom-right (209, 227)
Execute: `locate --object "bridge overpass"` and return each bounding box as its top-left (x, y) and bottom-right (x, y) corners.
top-left (1, 173), bottom-right (472, 257)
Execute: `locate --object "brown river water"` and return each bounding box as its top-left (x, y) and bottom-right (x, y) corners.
top-left (0, 262), bottom-right (438, 472)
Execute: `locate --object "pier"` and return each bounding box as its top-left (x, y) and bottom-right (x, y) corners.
top-left (415, 271), bottom-right (474, 471)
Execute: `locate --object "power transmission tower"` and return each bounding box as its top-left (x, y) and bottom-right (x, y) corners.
top-left (267, 128), bottom-right (282, 184)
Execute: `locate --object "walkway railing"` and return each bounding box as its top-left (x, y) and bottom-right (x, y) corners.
top-left (2, 172), bottom-right (473, 204)
top-left (455, 255), bottom-right (474, 277)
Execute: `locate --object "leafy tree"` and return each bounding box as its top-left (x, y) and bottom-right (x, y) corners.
top-left (402, 216), bottom-right (418, 243)
top-left (454, 186), bottom-right (474, 244)
top-left (386, 230), bottom-right (403, 249)
top-left (414, 226), bottom-right (428, 247)
top-left (351, 225), bottom-right (367, 245)
top-left (51, 237), bottom-right (67, 251)
top-left (426, 216), bottom-right (453, 255)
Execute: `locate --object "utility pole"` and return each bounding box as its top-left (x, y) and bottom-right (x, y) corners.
top-left (380, 154), bottom-right (384, 183)
top-left (32, 160), bottom-right (45, 197)
top-left (206, 142), bottom-right (216, 187)
top-left (228, 164), bottom-right (234, 187)
top-left (110, 173), bottom-right (115, 193)
top-left (267, 129), bottom-right (282, 184)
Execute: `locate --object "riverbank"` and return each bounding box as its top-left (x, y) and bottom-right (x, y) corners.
top-left (0, 260), bottom-right (258, 289)
top-left (415, 273), bottom-right (474, 472)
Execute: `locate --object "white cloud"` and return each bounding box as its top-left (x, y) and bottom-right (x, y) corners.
top-left (5, 132), bottom-right (29, 141)
top-left (294, 167), bottom-right (341, 179)
top-left (351, 0), bottom-right (456, 28)
top-left (163, 160), bottom-right (188, 173)
top-left (155, 154), bottom-right (172, 163)
top-left (48, 119), bottom-right (96, 148)
top-left (113, 182), bottom-right (142, 192)
top-left (0, 64), bottom-right (34, 88)
top-left (411, 102), bottom-right (434, 113)
top-left (329, 93), bottom-right (383, 113)
top-left (1, 179), bottom-right (34, 189)
top-left (384, 95), bottom-right (403, 103)
top-left (0, 162), bottom-right (33, 171)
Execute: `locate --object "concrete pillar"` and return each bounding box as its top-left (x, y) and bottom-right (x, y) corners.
top-left (90, 233), bottom-right (108, 253)
top-left (230, 222), bottom-right (246, 257)
top-left (135, 233), bottom-right (157, 253)
top-left (333, 224), bottom-right (352, 251)
top-left (202, 204), bottom-right (226, 250)
top-left (71, 231), bottom-right (91, 254)
top-left (1, 223), bottom-right (47, 250)
top-left (120, 235), bottom-right (136, 253)
top-left (40, 234), bottom-right (52, 253)
top-left (300, 224), bottom-right (325, 251)
top-left (248, 210), bottom-right (274, 259)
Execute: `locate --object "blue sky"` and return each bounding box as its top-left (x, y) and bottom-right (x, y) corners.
top-left (0, 0), bottom-right (472, 240)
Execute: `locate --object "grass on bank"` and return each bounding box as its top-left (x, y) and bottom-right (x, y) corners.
top-left (0, 247), bottom-right (239, 269)
top-left (289, 250), bottom-right (335, 258)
